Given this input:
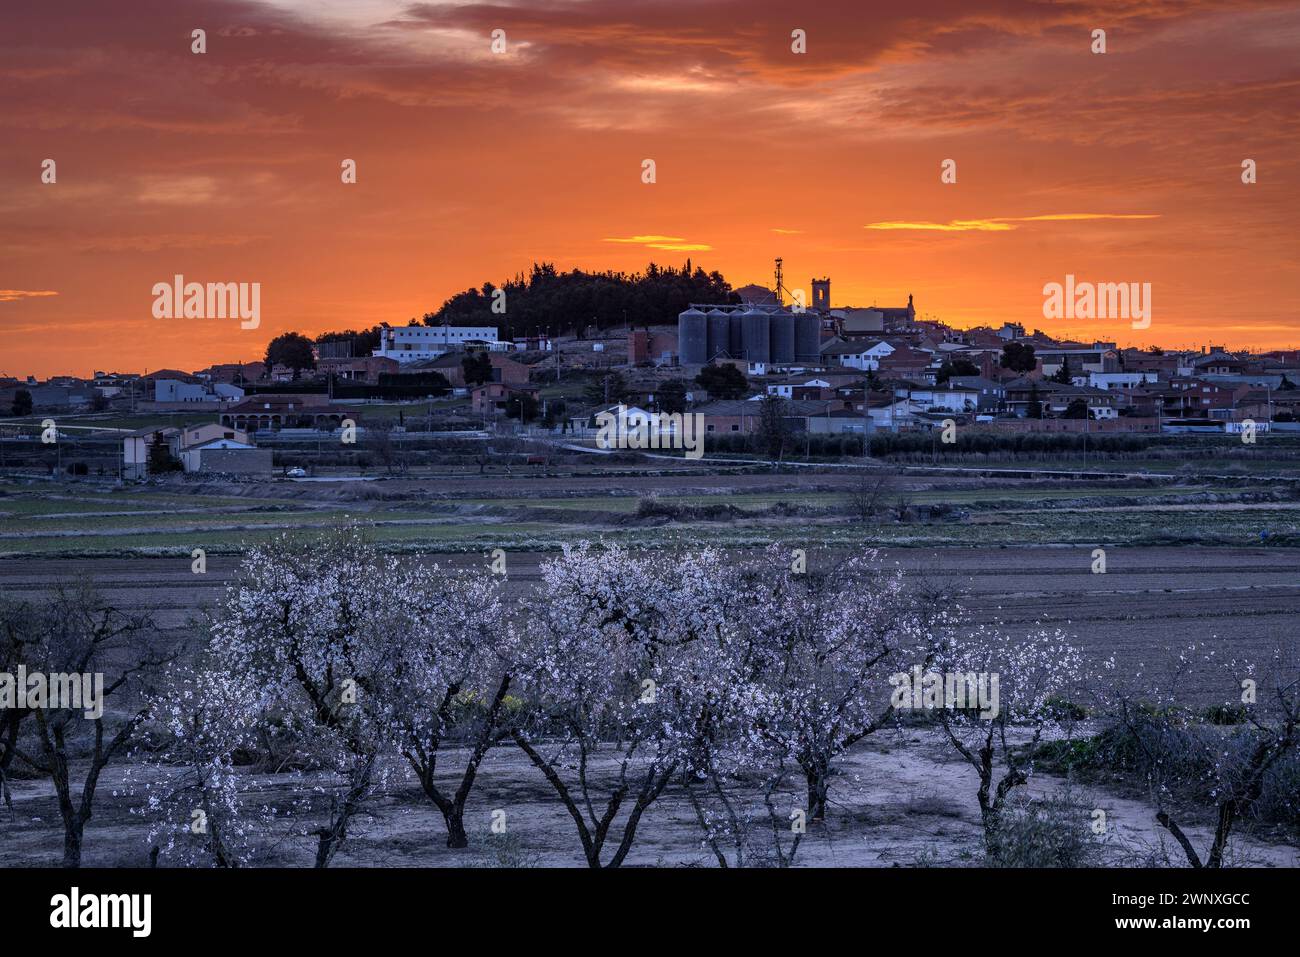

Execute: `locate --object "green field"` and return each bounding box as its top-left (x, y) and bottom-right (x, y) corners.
top-left (4, 495), bottom-right (1295, 557)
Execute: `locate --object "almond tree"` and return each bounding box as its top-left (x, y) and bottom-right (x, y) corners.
top-left (510, 543), bottom-right (738, 868)
top-left (382, 565), bottom-right (517, 849)
top-left (741, 548), bottom-right (942, 822)
top-left (208, 529), bottom-right (404, 867)
top-left (680, 717), bottom-right (810, 868)
top-left (132, 663), bottom-right (268, 867)
top-left (0, 597), bottom-right (38, 814)
top-left (930, 627), bottom-right (1085, 860)
top-left (2, 583), bottom-right (170, 867)
top-left (1104, 641), bottom-right (1299, 868)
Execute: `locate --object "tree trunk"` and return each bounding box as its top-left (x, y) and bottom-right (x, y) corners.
top-left (804, 763), bottom-right (830, 822)
top-left (443, 805), bottom-right (469, 849)
top-left (62, 819), bottom-right (84, 868)
top-left (979, 803), bottom-right (1002, 860)
top-left (1207, 802), bottom-right (1236, 869)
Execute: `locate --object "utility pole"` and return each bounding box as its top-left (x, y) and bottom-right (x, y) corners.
top-left (861, 376), bottom-right (871, 455)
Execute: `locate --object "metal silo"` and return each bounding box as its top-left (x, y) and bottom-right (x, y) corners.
top-left (706, 308), bottom-right (730, 360)
top-left (795, 314), bottom-right (820, 364)
top-left (728, 310), bottom-right (744, 358)
top-left (769, 310), bottom-right (795, 365)
top-left (678, 308), bottom-right (707, 365)
top-left (741, 307), bottom-right (770, 364)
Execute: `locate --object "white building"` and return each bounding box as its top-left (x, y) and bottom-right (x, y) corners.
top-left (766, 377), bottom-right (835, 398)
top-left (897, 383), bottom-right (980, 412)
top-left (154, 379), bottom-right (245, 403)
top-left (374, 324), bottom-right (500, 363)
top-left (123, 423), bottom-right (253, 478)
top-left (1088, 371), bottom-right (1160, 390)
top-left (865, 399), bottom-right (925, 429)
top-left (821, 339), bottom-right (895, 371)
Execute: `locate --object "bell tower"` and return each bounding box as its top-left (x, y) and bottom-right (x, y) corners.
top-left (811, 277), bottom-right (831, 312)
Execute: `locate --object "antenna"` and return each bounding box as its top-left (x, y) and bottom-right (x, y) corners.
top-left (772, 257), bottom-right (801, 308)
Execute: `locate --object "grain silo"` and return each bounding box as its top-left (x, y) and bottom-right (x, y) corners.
top-left (706, 308), bottom-right (730, 360)
top-left (678, 307), bottom-right (707, 365)
top-left (728, 310), bottom-right (745, 359)
top-left (795, 314), bottom-right (820, 364)
top-left (769, 310), bottom-right (795, 365)
top-left (741, 307), bottom-right (770, 364)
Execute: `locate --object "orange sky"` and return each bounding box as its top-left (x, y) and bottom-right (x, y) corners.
top-left (2, 0), bottom-right (1298, 378)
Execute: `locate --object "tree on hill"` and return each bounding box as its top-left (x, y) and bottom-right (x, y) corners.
top-left (147, 432), bottom-right (182, 474)
top-left (1050, 356), bottom-right (1074, 385)
top-left (936, 357), bottom-right (980, 384)
top-left (461, 352), bottom-right (492, 386)
top-left (424, 261), bottom-right (735, 339)
top-left (264, 332), bottom-right (316, 380)
top-left (10, 389), bottom-right (32, 417)
top-left (314, 327), bottom-right (382, 357)
top-left (757, 395), bottom-right (791, 460)
top-left (655, 379), bottom-right (688, 414)
top-left (505, 392), bottom-right (539, 422)
top-left (1027, 383), bottom-right (1044, 420)
top-left (1000, 342), bottom-right (1036, 373)
top-left (583, 371), bottom-right (630, 407)
top-left (1062, 398), bottom-right (1090, 419)
top-left (695, 363), bottom-right (749, 400)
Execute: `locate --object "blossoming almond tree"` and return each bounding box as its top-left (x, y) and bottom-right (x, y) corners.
top-left (510, 543), bottom-right (738, 868)
top-left (382, 565), bottom-right (518, 849)
top-left (679, 688), bottom-right (810, 868)
top-left (929, 627), bottom-right (1085, 860)
top-left (132, 663), bottom-right (267, 867)
top-left (209, 529), bottom-right (404, 867)
top-left (740, 548), bottom-right (943, 822)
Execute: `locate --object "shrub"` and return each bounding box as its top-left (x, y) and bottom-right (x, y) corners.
top-left (1045, 695), bottom-right (1089, 721)
top-left (1202, 703), bottom-right (1248, 725)
top-left (988, 790), bottom-right (1108, 867)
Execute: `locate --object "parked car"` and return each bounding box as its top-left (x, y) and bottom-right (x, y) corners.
top-left (286, 467), bottom-right (307, 478)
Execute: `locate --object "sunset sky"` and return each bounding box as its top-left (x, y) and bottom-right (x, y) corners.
top-left (2, 0), bottom-right (1298, 378)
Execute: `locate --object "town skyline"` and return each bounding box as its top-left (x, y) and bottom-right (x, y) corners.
top-left (4, 256), bottom-right (1298, 380)
top-left (3, 0), bottom-right (1298, 377)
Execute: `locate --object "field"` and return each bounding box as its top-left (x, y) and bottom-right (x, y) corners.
top-left (3, 457), bottom-right (1299, 556)
top-left (1, 453), bottom-right (1298, 868)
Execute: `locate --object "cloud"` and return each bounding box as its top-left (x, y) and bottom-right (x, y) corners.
top-left (604, 235), bottom-right (713, 251)
top-left (864, 214), bottom-right (1161, 232)
top-left (865, 220), bottom-right (1017, 232)
top-left (0, 290), bottom-right (59, 302)
top-left (135, 175), bottom-right (222, 205)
